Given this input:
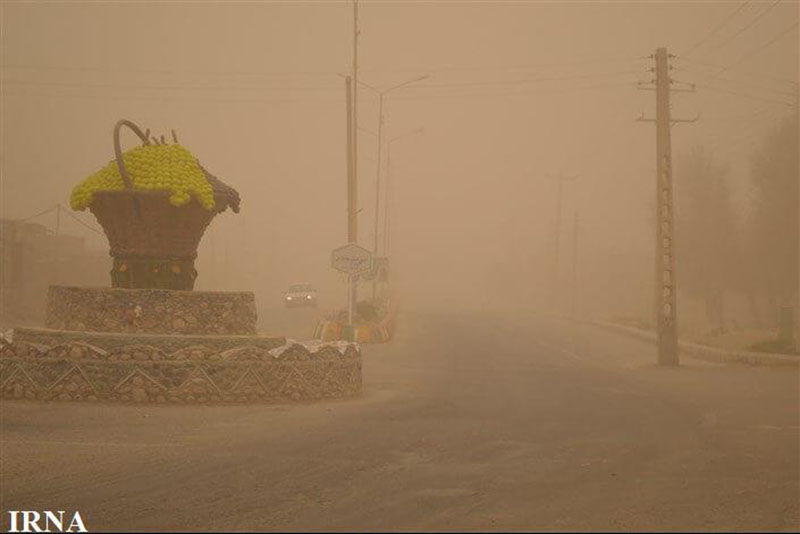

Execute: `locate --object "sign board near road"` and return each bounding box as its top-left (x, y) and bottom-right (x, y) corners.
top-left (331, 243), bottom-right (373, 275)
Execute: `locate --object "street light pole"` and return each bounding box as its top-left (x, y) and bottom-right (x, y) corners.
top-left (357, 74), bottom-right (429, 299)
top-left (372, 92), bottom-right (385, 295)
top-left (383, 127), bottom-right (424, 258)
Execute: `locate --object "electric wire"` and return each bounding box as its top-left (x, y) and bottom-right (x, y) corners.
top-left (682, 0), bottom-right (752, 56)
top-left (716, 21), bottom-right (800, 76)
top-left (705, 0), bottom-right (781, 52)
top-left (678, 56), bottom-right (798, 86)
top-left (58, 205), bottom-right (104, 235)
top-left (695, 82), bottom-right (797, 107)
top-left (17, 205), bottom-right (57, 223)
top-left (674, 65), bottom-right (798, 98)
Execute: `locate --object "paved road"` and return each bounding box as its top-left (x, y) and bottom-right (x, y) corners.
top-left (1, 311), bottom-right (798, 531)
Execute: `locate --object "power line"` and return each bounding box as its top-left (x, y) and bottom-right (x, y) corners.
top-left (695, 81), bottom-right (797, 107)
top-left (678, 56), bottom-right (798, 86)
top-left (682, 0), bottom-right (752, 56)
top-left (58, 205), bottom-right (104, 235)
top-left (3, 88), bottom-right (341, 106)
top-left (3, 55), bottom-right (646, 80)
top-left (4, 68), bottom-right (641, 94)
top-left (705, 0), bottom-right (781, 52)
top-left (717, 20), bottom-right (800, 76)
top-left (3, 63), bottom-right (342, 79)
top-left (702, 106), bottom-right (790, 122)
top-left (14, 204), bottom-right (103, 235)
top-left (359, 55), bottom-right (646, 75)
top-left (414, 69), bottom-right (642, 89)
top-left (3, 78), bottom-right (341, 93)
top-left (6, 79), bottom-right (640, 106)
top-left (674, 65), bottom-right (798, 98)
top-left (393, 81), bottom-right (638, 101)
top-left (17, 205), bottom-right (57, 223)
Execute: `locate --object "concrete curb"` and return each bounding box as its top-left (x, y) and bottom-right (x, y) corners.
top-left (586, 319), bottom-right (799, 368)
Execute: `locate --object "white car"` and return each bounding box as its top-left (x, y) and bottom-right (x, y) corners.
top-left (284, 283), bottom-right (317, 308)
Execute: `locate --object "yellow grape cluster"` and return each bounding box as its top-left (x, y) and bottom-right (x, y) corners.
top-left (70, 144), bottom-right (215, 211)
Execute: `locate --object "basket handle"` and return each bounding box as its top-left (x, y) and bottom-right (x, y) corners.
top-left (113, 119), bottom-right (151, 190)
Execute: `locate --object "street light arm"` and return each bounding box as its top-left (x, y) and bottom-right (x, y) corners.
top-left (389, 127), bottom-right (425, 145)
top-left (336, 72), bottom-right (381, 94)
top-left (385, 74), bottom-right (430, 94)
top-left (357, 79), bottom-right (382, 94)
top-left (343, 73), bottom-right (430, 95)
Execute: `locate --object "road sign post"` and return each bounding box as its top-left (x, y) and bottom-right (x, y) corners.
top-left (331, 243), bottom-right (373, 326)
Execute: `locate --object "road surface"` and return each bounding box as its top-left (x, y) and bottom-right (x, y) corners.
top-left (1, 310), bottom-right (798, 531)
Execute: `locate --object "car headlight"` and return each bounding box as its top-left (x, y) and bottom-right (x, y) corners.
top-left (286, 296), bottom-right (292, 300)
top-left (306, 295), bottom-right (312, 300)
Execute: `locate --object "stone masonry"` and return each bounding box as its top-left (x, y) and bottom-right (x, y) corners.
top-left (45, 285), bottom-right (257, 335)
top-left (1, 335), bottom-right (362, 404)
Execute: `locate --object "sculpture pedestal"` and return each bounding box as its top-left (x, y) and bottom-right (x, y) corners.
top-left (45, 285), bottom-right (258, 336)
top-left (1, 286), bottom-right (362, 404)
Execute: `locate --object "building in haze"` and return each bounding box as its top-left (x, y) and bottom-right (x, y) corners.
top-left (0, 218), bottom-right (108, 326)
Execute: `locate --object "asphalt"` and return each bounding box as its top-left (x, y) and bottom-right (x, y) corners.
top-left (1, 310), bottom-right (798, 532)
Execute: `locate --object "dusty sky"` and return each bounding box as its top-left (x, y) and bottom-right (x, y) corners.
top-left (1, 0), bottom-right (797, 313)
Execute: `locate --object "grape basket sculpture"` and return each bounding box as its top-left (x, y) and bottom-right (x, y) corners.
top-left (71, 119), bottom-right (240, 290)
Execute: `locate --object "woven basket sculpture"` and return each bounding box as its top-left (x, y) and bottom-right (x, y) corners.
top-left (81, 119), bottom-right (240, 290)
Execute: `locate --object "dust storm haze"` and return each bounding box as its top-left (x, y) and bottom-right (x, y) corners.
top-left (1, 1), bottom-right (799, 532)
top-left (2, 1), bottom-right (798, 324)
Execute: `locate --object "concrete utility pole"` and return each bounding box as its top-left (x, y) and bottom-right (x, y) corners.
top-left (372, 91), bottom-right (385, 299)
top-left (345, 76), bottom-right (356, 244)
top-left (352, 0), bottom-right (359, 228)
top-left (547, 172), bottom-right (578, 308)
top-left (350, 0), bottom-right (360, 313)
top-left (345, 76), bottom-right (357, 320)
top-left (571, 211), bottom-right (579, 317)
top-left (637, 47), bottom-right (697, 366)
top-left (654, 47), bottom-right (678, 366)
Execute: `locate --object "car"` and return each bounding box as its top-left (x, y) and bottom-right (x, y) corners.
top-left (284, 283), bottom-right (317, 308)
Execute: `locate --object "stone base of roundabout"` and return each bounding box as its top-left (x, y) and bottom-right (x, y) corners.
top-left (1, 285), bottom-right (363, 405)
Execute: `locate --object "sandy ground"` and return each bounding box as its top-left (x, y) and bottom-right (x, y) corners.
top-left (1, 310), bottom-right (798, 532)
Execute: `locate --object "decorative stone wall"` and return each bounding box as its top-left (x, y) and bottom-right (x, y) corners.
top-left (45, 285), bottom-right (257, 335)
top-left (1, 335), bottom-right (362, 404)
top-left (13, 327), bottom-right (283, 354)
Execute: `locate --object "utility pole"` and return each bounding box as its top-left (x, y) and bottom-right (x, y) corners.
top-left (350, 0), bottom-right (360, 317)
top-left (653, 47), bottom-right (678, 366)
top-left (352, 0), bottom-right (359, 231)
top-left (346, 76), bottom-right (356, 244)
top-left (383, 137), bottom-right (393, 258)
top-left (345, 75), bottom-right (357, 323)
top-left (547, 172), bottom-right (578, 310)
top-left (571, 211), bottom-right (579, 317)
top-left (637, 47), bottom-right (697, 366)
top-left (371, 93), bottom-right (385, 299)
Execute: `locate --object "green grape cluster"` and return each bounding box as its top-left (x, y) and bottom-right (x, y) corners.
top-left (70, 144), bottom-right (215, 211)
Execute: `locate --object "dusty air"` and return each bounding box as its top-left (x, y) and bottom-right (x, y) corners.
top-left (0, 1), bottom-right (798, 532)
